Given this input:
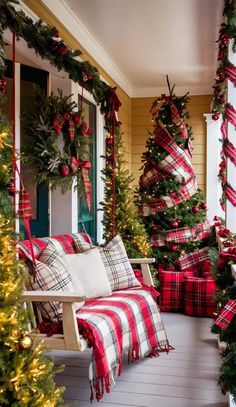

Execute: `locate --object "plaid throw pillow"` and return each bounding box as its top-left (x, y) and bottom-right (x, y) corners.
top-left (184, 276), bottom-right (216, 317)
top-left (99, 235), bottom-right (141, 291)
top-left (29, 244), bottom-right (74, 322)
top-left (73, 233), bottom-right (94, 252)
top-left (158, 269), bottom-right (195, 312)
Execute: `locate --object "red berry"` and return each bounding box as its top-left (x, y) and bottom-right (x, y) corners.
top-left (192, 206), bottom-right (199, 214)
top-left (171, 220), bottom-right (179, 228)
top-left (106, 137), bottom-right (113, 145)
top-left (171, 245), bottom-right (178, 252)
top-left (219, 97), bottom-right (225, 105)
top-left (212, 113), bottom-right (219, 121)
top-left (59, 164), bottom-right (69, 177)
top-left (152, 225), bottom-right (159, 231)
top-left (200, 202), bottom-right (207, 210)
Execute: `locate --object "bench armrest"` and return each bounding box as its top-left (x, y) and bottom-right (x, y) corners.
top-left (129, 258), bottom-right (155, 286)
top-left (129, 258), bottom-right (155, 264)
top-left (22, 291), bottom-right (86, 303)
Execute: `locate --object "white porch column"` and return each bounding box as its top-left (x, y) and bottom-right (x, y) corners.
top-left (50, 77), bottom-right (78, 235)
top-left (204, 113), bottom-right (225, 223)
top-left (226, 39), bottom-right (236, 233)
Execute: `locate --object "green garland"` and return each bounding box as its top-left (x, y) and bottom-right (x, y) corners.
top-left (0, 0), bottom-right (121, 132)
top-left (22, 87), bottom-right (92, 192)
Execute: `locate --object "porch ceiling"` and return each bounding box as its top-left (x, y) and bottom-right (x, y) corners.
top-left (44, 0), bottom-right (223, 97)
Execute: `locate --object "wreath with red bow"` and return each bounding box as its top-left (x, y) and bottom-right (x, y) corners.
top-left (23, 88), bottom-right (92, 206)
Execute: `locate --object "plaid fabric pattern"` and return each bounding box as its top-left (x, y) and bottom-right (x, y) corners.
top-left (184, 276), bottom-right (216, 317)
top-left (82, 167), bottom-right (92, 213)
top-left (214, 299), bottom-right (236, 330)
top-left (141, 176), bottom-right (197, 215)
top-left (158, 269), bottom-right (195, 312)
top-left (151, 221), bottom-right (212, 247)
top-left (157, 151), bottom-right (192, 183)
top-left (99, 235), bottom-right (141, 291)
top-left (18, 232), bottom-right (92, 261)
top-left (76, 287), bottom-right (171, 401)
top-left (18, 189), bottom-right (33, 218)
top-left (140, 166), bottom-right (166, 187)
top-left (175, 246), bottom-right (211, 272)
top-left (29, 245), bottom-right (74, 322)
top-left (154, 122), bottom-right (195, 179)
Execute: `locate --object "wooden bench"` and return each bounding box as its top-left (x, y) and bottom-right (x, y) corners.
top-left (19, 233), bottom-right (155, 352)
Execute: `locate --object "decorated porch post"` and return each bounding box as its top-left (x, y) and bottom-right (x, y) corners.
top-left (226, 38), bottom-right (236, 232)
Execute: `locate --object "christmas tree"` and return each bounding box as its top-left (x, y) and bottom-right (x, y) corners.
top-left (100, 128), bottom-right (151, 258)
top-left (137, 78), bottom-right (213, 269)
top-left (0, 58), bottom-right (64, 407)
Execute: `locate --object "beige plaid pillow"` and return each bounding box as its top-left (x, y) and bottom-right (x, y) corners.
top-left (99, 235), bottom-right (141, 291)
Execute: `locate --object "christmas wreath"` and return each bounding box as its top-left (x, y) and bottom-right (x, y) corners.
top-left (23, 88), bottom-right (92, 203)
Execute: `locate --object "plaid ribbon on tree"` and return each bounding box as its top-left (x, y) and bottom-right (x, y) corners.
top-left (171, 103), bottom-right (188, 138)
top-left (214, 299), bottom-right (236, 330)
top-left (154, 122), bottom-right (195, 179)
top-left (141, 176), bottom-right (197, 215)
top-left (140, 165), bottom-right (166, 187)
top-left (175, 246), bottom-right (211, 272)
top-left (157, 150), bottom-right (192, 183)
top-left (151, 221), bottom-right (212, 247)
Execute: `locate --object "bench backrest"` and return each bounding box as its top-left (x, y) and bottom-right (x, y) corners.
top-left (18, 233), bottom-right (92, 261)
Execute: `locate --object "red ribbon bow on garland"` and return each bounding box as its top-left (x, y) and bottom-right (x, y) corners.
top-left (52, 112), bottom-right (81, 141)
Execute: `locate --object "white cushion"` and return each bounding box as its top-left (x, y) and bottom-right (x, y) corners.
top-left (63, 248), bottom-right (112, 299)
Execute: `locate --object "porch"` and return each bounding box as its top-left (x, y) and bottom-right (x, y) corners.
top-left (53, 313), bottom-right (227, 407)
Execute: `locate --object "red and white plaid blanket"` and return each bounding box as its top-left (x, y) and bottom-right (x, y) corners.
top-left (76, 287), bottom-right (172, 401)
top-left (214, 299), bottom-right (236, 330)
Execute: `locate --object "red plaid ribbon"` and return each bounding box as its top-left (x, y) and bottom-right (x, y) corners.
top-left (151, 221), bottom-right (212, 247)
top-left (52, 112), bottom-right (76, 141)
top-left (154, 122), bottom-right (195, 179)
top-left (225, 61), bottom-right (236, 86)
top-left (171, 103), bottom-right (188, 138)
top-left (140, 165), bottom-right (166, 187)
top-left (141, 176), bottom-right (197, 215)
top-left (214, 299), bottom-right (236, 330)
top-left (176, 246), bottom-right (211, 272)
top-left (222, 138), bottom-right (236, 165)
top-left (18, 189), bottom-right (33, 219)
top-left (224, 182), bottom-right (236, 206)
top-left (225, 103), bottom-right (236, 127)
top-left (82, 167), bottom-right (92, 213)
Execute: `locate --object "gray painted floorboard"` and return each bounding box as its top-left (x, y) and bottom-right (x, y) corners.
top-left (53, 313), bottom-right (228, 407)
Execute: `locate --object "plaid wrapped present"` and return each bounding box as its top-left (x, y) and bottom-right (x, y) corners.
top-left (184, 276), bottom-right (216, 317)
top-left (158, 269), bottom-right (195, 312)
top-left (214, 299), bottom-right (236, 330)
top-left (175, 246), bottom-right (211, 272)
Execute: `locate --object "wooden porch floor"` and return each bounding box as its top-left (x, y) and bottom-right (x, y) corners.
top-left (53, 313), bottom-right (228, 407)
